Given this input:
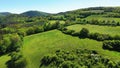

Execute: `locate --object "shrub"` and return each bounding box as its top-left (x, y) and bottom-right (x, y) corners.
top-left (103, 40), bottom-right (120, 52)
top-left (71, 32), bottom-right (79, 36)
top-left (7, 33), bottom-right (23, 52)
top-left (60, 61), bottom-right (78, 68)
top-left (40, 49), bottom-right (120, 68)
top-left (6, 52), bottom-right (27, 68)
top-left (0, 33), bottom-right (23, 55)
top-left (63, 30), bottom-right (75, 35)
top-left (41, 55), bottom-right (57, 66)
top-left (79, 28), bottom-right (89, 38)
top-left (17, 30), bottom-right (26, 37)
top-left (34, 26), bottom-right (44, 33)
top-left (113, 35), bottom-right (120, 40)
top-left (26, 27), bottom-right (35, 35)
top-left (89, 33), bottom-right (112, 41)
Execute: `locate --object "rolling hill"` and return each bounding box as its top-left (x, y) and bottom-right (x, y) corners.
top-left (21, 11), bottom-right (50, 17)
top-left (0, 12), bottom-right (12, 16)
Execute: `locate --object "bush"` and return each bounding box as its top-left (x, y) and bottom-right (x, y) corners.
top-left (0, 33), bottom-right (23, 55)
top-left (6, 52), bottom-right (27, 68)
top-left (7, 33), bottom-right (23, 52)
top-left (79, 28), bottom-right (89, 38)
top-left (71, 32), bottom-right (79, 36)
top-left (63, 30), bottom-right (75, 35)
top-left (60, 61), bottom-right (78, 68)
top-left (34, 26), bottom-right (44, 33)
top-left (113, 35), bottom-right (120, 40)
top-left (103, 40), bottom-right (120, 52)
top-left (41, 55), bottom-right (54, 66)
top-left (17, 30), bottom-right (26, 37)
top-left (26, 27), bottom-right (35, 35)
top-left (40, 49), bottom-right (120, 68)
top-left (89, 33), bottom-right (112, 41)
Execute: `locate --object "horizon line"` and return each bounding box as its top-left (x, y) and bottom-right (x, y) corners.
top-left (0, 6), bottom-right (120, 14)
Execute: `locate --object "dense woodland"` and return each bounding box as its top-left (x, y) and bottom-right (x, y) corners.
top-left (0, 7), bottom-right (120, 68)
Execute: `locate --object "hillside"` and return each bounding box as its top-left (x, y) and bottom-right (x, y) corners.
top-left (0, 12), bottom-right (12, 16)
top-left (21, 11), bottom-right (50, 17)
top-left (0, 6), bottom-right (120, 68)
top-left (21, 30), bottom-right (120, 68)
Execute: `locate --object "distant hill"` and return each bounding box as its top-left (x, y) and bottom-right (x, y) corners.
top-left (0, 12), bottom-right (12, 16)
top-left (21, 11), bottom-right (50, 17)
top-left (57, 7), bottom-right (120, 18)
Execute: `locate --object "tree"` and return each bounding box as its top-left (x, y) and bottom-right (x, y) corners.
top-left (6, 52), bottom-right (27, 68)
top-left (79, 28), bottom-right (89, 38)
top-left (7, 33), bottom-right (22, 52)
top-left (60, 61), bottom-right (78, 68)
top-left (103, 40), bottom-right (120, 52)
top-left (51, 21), bottom-right (60, 29)
top-left (26, 27), bottom-right (35, 35)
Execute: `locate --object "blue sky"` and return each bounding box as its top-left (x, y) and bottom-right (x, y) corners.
top-left (0, 0), bottom-right (120, 13)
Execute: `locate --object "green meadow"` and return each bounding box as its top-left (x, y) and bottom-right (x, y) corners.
top-left (86, 15), bottom-right (120, 22)
top-left (20, 30), bottom-right (120, 68)
top-left (67, 24), bottom-right (120, 36)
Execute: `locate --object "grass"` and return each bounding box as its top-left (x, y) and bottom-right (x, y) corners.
top-left (49, 20), bottom-right (65, 24)
top-left (0, 55), bottom-right (10, 68)
top-left (86, 15), bottom-right (120, 22)
top-left (21, 30), bottom-right (120, 68)
top-left (67, 24), bottom-right (120, 36)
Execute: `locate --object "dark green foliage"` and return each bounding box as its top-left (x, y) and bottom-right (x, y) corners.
top-left (6, 52), bottom-right (27, 68)
top-left (103, 40), bottom-right (120, 52)
top-left (26, 26), bottom-right (45, 35)
top-left (79, 28), bottom-right (89, 38)
top-left (26, 27), bottom-right (35, 35)
top-left (113, 35), bottom-right (120, 40)
top-left (0, 33), bottom-right (23, 55)
top-left (63, 20), bottom-right (76, 27)
top-left (17, 30), bottom-right (27, 37)
top-left (51, 21), bottom-right (61, 29)
top-left (0, 27), bottom-right (16, 34)
top-left (60, 28), bottom-right (120, 41)
top-left (21, 11), bottom-right (50, 17)
top-left (76, 19), bottom-right (120, 26)
top-left (89, 33), bottom-right (112, 41)
top-left (40, 49), bottom-right (120, 68)
top-left (71, 32), bottom-right (80, 36)
top-left (106, 13), bottom-right (120, 18)
top-left (48, 15), bottom-right (64, 20)
top-left (60, 61), bottom-right (79, 68)
top-left (34, 26), bottom-right (44, 33)
top-left (63, 30), bottom-right (75, 35)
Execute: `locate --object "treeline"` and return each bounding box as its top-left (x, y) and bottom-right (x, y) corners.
top-left (82, 7), bottom-right (120, 13)
top-left (76, 19), bottom-right (120, 26)
top-left (60, 27), bottom-right (120, 41)
top-left (60, 27), bottom-right (120, 52)
top-left (40, 49), bottom-right (120, 68)
top-left (105, 13), bottom-right (120, 18)
top-left (103, 40), bottom-right (120, 52)
top-left (0, 14), bottom-right (48, 25)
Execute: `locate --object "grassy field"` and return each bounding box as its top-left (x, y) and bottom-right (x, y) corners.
top-left (0, 55), bottom-right (10, 68)
top-left (67, 24), bottom-right (120, 36)
top-left (49, 20), bottom-right (65, 24)
top-left (86, 15), bottom-right (120, 22)
top-left (21, 30), bottom-right (120, 68)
